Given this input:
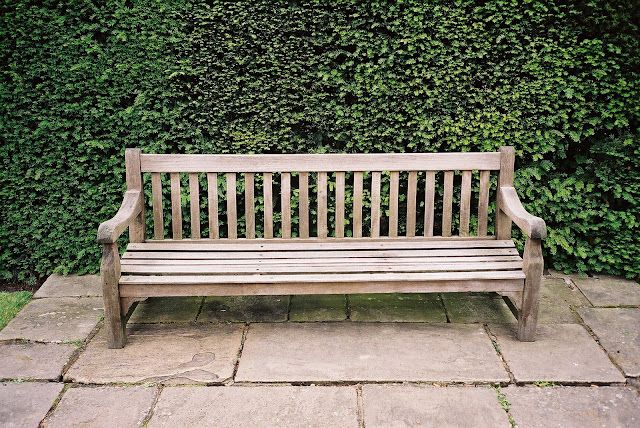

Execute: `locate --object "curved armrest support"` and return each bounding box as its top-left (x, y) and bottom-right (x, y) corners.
top-left (97, 190), bottom-right (143, 244)
top-left (499, 187), bottom-right (547, 239)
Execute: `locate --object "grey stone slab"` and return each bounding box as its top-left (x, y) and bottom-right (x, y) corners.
top-left (65, 324), bottom-right (244, 384)
top-left (362, 385), bottom-right (510, 428)
top-left (129, 297), bottom-right (203, 323)
top-left (289, 294), bottom-right (347, 321)
top-left (0, 382), bottom-right (63, 428)
top-left (0, 342), bottom-right (75, 381)
top-left (505, 386), bottom-right (640, 428)
top-left (34, 274), bottom-right (101, 298)
top-left (490, 324), bottom-right (625, 383)
top-left (198, 295), bottom-right (288, 322)
top-left (349, 293), bottom-right (447, 322)
top-left (538, 278), bottom-right (590, 324)
top-left (149, 386), bottom-right (358, 428)
top-left (572, 275), bottom-right (640, 306)
top-left (236, 323), bottom-right (508, 382)
top-left (46, 386), bottom-right (156, 428)
top-left (577, 307), bottom-right (640, 377)
top-left (0, 297), bottom-right (103, 343)
top-left (442, 292), bottom-right (516, 323)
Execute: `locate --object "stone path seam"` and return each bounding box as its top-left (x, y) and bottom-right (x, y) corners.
top-left (484, 324), bottom-right (517, 385)
top-left (355, 384), bottom-right (365, 428)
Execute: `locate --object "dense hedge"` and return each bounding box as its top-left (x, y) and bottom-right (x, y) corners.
top-left (1, 0), bottom-right (638, 282)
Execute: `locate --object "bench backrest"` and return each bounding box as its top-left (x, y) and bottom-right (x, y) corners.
top-left (124, 147), bottom-right (515, 241)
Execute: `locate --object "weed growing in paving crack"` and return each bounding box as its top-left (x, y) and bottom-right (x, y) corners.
top-left (489, 386), bottom-right (515, 427)
top-left (534, 381), bottom-right (556, 387)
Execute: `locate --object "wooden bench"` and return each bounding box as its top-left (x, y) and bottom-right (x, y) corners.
top-left (98, 147), bottom-right (546, 348)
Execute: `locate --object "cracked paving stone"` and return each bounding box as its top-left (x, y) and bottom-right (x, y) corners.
top-left (0, 342), bottom-right (76, 381)
top-left (538, 278), bottom-right (591, 324)
top-left (0, 382), bottom-right (63, 428)
top-left (65, 324), bottom-right (243, 384)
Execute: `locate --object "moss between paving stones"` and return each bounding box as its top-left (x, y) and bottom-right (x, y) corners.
top-left (289, 295), bottom-right (348, 322)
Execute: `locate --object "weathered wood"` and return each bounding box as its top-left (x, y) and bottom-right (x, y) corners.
top-left (141, 153), bottom-right (502, 173)
top-left (101, 243), bottom-right (125, 348)
top-left (97, 190), bottom-right (143, 244)
top-left (478, 170), bottom-right (490, 236)
top-left (263, 172), bottom-right (273, 238)
top-left (126, 148), bottom-right (145, 243)
top-left (459, 170), bottom-right (472, 236)
top-left (442, 171), bottom-right (454, 237)
top-left (317, 172), bottom-right (328, 238)
top-left (499, 187), bottom-right (547, 239)
top-left (151, 173), bottom-right (164, 240)
top-left (496, 146), bottom-right (515, 240)
top-left (244, 173), bottom-right (255, 239)
top-left (189, 173), bottom-right (200, 239)
top-left (207, 173), bottom-right (219, 239)
top-left (281, 172), bottom-right (291, 238)
top-left (353, 172), bottom-right (363, 238)
top-left (371, 171), bottom-right (381, 238)
top-left (335, 172), bottom-right (345, 238)
top-left (170, 173), bottom-right (182, 240)
top-left (406, 171), bottom-right (418, 237)
top-left (517, 238), bottom-right (543, 341)
top-left (389, 171), bottom-right (399, 237)
top-left (424, 171), bottom-right (435, 237)
top-left (298, 172), bottom-right (309, 239)
top-left (226, 173), bottom-right (237, 239)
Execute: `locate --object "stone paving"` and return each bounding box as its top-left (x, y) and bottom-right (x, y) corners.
top-left (0, 273), bottom-right (638, 427)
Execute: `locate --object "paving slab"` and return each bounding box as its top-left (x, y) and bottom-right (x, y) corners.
top-left (148, 385), bottom-right (358, 428)
top-left (129, 297), bottom-right (203, 323)
top-left (489, 324), bottom-right (625, 383)
top-left (0, 342), bottom-right (76, 381)
top-left (504, 386), bottom-right (640, 428)
top-left (34, 274), bottom-right (101, 298)
top-left (442, 292), bottom-right (515, 323)
top-left (0, 297), bottom-right (103, 343)
top-left (0, 382), bottom-right (63, 428)
top-left (362, 385), bottom-right (510, 428)
top-left (572, 275), bottom-right (640, 306)
top-left (349, 293), bottom-right (446, 322)
top-left (46, 386), bottom-right (156, 428)
top-left (65, 324), bottom-right (244, 384)
top-left (289, 294), bottom-right (347, 321)
top-left (236, 323), bottom-right (508, 382)
top-left (577, 307), bottom-right (640, 377)
top-left (198, 295), bottom-right (288, 322)
top-left (538, 278), bottom-right (590, 324)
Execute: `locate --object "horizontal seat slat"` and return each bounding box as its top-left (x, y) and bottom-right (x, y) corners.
top-left (140, 153), bottom-right (501, 173)
top-left (127, 238), bottom-right (514, 252)
top-left (123, 247), bottom-right (520, 260)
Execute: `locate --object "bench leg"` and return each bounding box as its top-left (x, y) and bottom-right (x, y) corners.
top-left (517, 238), bottom-right (543, 341)
top-left (101, 243), bottom-right (127, 348)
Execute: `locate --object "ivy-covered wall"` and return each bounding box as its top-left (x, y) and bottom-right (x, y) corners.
top-left (1, 0), bottom-right (638, 282)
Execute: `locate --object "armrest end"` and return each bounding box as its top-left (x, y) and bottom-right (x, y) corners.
top-left (97, 190), bottom-right (143, 244)
top-left (499, 187), bottom-right (547, 239)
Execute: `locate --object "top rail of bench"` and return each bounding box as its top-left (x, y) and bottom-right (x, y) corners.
top-left (140, 153), bottom-right (502, 173)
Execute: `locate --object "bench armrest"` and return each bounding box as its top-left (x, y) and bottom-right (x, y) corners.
top-left (97, 190), bottom-right (143, 244)
top-left (499, 187), bottom-right (547, 239)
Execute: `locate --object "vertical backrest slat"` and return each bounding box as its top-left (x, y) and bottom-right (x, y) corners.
top-left (353, 172), bottom-right (363, 238)
top-left (424, 171), bottom-right (435, 237)
top-left (442, 171), bottom-right (454, 237)
top-left (459, 170), bottom-right (471, 236)
top-left (478, 170), bottom-right (490, 236)
top-left (298, 172), bottom-right (309, 238)
top-left (207, 173), bottom-right (219, 239)
top-left (125, 148), bottom-right (145, 242)
top-left (226, 173), bottom-right (237, 239)
top-left (335, 172), bottom-right (346, 238)
top-left (317, 172), bottom-right (328, 238)
top-left (244, 173), bottom-right (255, 238)
top-left (263, 172), bottom-right (273, 238)
top-left (151, 172), bottom-right (163, 239)
top-left (406, 171), bottom-right (418, 237)
top-left (170, 172), bottom-right (182, 239)
top-left (389, 171), bottom-right (399, 237)
top-left (496, 146), bottom-right (514, 240)
top-left (370, 171), bottom-right (381, 237)
top-left (189, 173), bottom-right (200, 239)
top-left (281, 172), bottom-right (291, 238)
